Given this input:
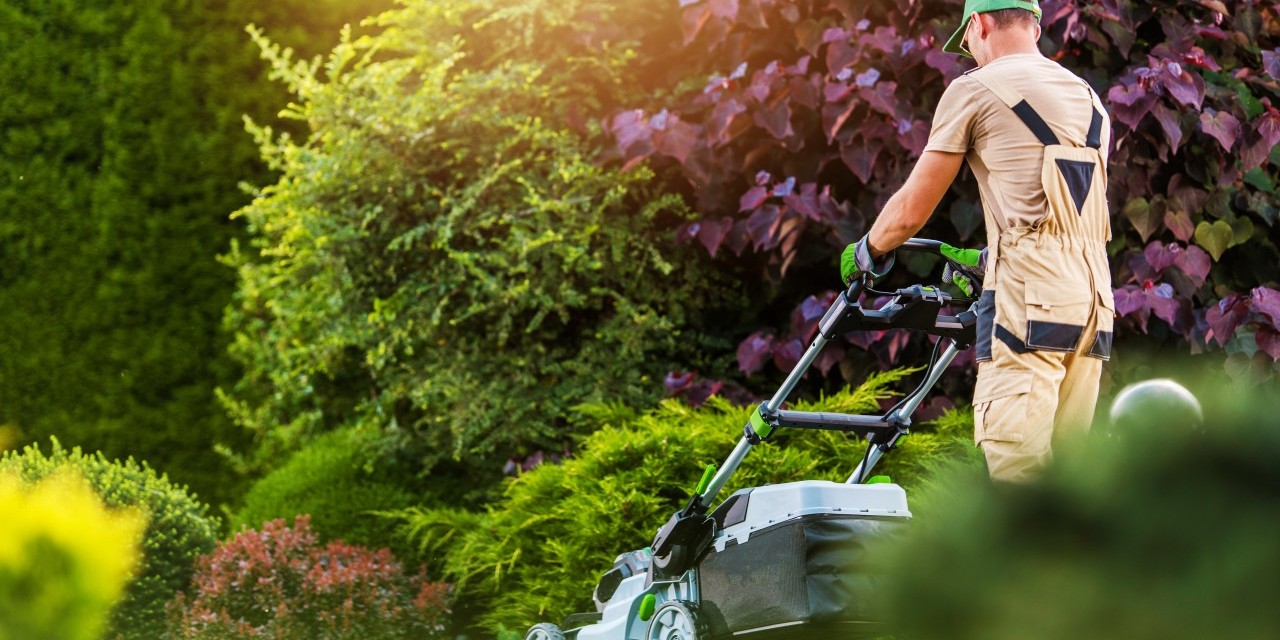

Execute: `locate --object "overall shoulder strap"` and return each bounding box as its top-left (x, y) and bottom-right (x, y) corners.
top-left (967, 70), bottom-right (1060, 146)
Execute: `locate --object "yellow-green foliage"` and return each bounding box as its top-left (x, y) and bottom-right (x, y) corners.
top-left (398, 370), bottom-right (976, 633)
top-left (0, 440), bottom-right (219, 640)
top-left (0, 469), bottom-right (145, 640)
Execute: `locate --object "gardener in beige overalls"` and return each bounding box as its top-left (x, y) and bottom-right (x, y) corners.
top-left (839, 0), bottom-right (1114, 482)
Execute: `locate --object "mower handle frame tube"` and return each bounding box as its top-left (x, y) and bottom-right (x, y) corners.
top-left (697, 279), bottom-right (865, 508)
top-left (846, 338), bottom-right (961, 484)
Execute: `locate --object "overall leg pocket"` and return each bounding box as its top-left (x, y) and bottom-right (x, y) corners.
top-left (1024, 279), bottom-right (1092, 352)
top-left (973, 368), bottom-right (1035, 446)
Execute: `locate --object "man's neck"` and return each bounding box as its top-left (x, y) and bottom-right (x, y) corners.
top-left (981, 36), bottom-right (1042, 65)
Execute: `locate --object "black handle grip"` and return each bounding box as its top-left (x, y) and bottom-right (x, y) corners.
top-left (900, 238), bottom-right (944, 254)
top-left (844, 277), bottom-right (865, 302)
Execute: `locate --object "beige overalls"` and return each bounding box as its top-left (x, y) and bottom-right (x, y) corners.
top-left (967, 69), bottom-right (1116, 482)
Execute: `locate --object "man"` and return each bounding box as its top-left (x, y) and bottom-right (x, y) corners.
top-left (839, 0), bottom-right (1114, 482)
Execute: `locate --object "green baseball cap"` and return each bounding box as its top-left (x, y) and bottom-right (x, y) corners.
top-left (943, 0), bottom-right (1042, 58)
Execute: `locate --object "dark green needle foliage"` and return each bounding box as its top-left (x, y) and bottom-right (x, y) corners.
top-left (395, 370), bottom-right (976, 635)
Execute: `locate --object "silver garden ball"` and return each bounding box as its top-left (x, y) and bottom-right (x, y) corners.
top-left (1108, 378), bottom-right (1203, 433)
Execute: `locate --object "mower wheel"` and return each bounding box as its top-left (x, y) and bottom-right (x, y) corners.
top-left (646, 600), bottom-right (707, 640)
top-left (524, 622), bottom-right (567, 640)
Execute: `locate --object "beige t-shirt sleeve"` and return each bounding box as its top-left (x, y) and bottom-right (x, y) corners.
top-left (924, 76), bottom-right (982, 154)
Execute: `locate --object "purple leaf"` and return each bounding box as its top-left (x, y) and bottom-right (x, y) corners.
top-left (789, 292), bottom-right (835, 342)
top-left (772, 176), bottom-right (796, 197)
top-left (1107, 84), bottom-right (1158, 130)
top-left (736, 331), bottom-right (775, 375)
top-left (1251, 287), bottom-right (1280, 325)
top-left (822, 27), bottom-right (852, 43)
top-left (1144, 241), bottom-right (1180, 274)
top-left (1256, 326), bottom-right (1280, 361)
top-left (859, 26), bottom-right (898, 54)
top-left (821, 100), bottom-right (857, 143)
top-left (826, 41), bottom-right (857, 74)
top-left (1175, 245), bottom-right (1211, 285)
top-left (739, 186), bottom-right (768, 211)
top-left (860, 81), bottom-right (900, 118)
top-left (708, 97), bottom-right (747, 143)
top-left (1199, 109), bottom-right (1241, 151)
top-left (1113, 285), bottom-right (1149, 317)
top-left (697, 217), bottom-right (732, 257)
top-left (610, 110), bottom-right (654, 156)
top-left (1151, 102), bottom-right (1183, 152)
top-left (814, 342), bottom-right (846, 376)
top-left (655, 116), bottom-right (699, 163)
top-left (1145, 283), bottom-right (1182, 328)
top-left (754, 99), bottom-right (794, 139)
top-left (855, 68), bottom-right (881, 88)
top-left (746, 204), bottom-right (783, 250)
top-left (1206, 295), bottom-right (1249, 347)
top-left (840, 138), bottom-right (884, 184)
top-left (783, 182), bottom-right (822, 221)
top-left (708, 0), bottom-right (738, 20)
top-left (664, 370), bottom-right (696, 395)
top-left (771, 338), bottom-right (805, 372)
top-left (1263, 49), bottom-right (1280, 81)
top-left (1160, 63), bottom-right (1205, 109)
top-left (729, 61), bottom-right (748, 80)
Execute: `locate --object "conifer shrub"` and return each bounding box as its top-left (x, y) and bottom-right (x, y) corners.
top-left (0, 469), bottom-right (145, 640)
top-left (396, 370), bottom-right (977, 634)
top-left (231, 428), bottom-right (421, 563)
top-left (0, 440), bottom-right (220, 640)
top-left (166, 516), bottom-right (451, 640)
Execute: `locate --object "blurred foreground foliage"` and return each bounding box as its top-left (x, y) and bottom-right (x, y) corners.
top-left (221, 0), bottom-right (748, 479)
top-left (0, 440), bottom-right (219, 640)
top-left (394, 370), bottom-right (977, 634)
top-left (0, 469), bottom-right (144, 640)
top-left (880, 384), bottom-right (1280, 639)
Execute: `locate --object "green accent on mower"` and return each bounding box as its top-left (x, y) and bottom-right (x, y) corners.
top-left (694, 464), bottom-right (716, 496)
top-left (638, 593), bottom-right (656, 621)
top-left (749, 405), bottom-right (774, 439)
top-left (866, 475), bottom-right (893, 485)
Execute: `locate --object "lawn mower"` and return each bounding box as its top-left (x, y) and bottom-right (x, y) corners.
top-left (523, 239), bottom-right (979, 640)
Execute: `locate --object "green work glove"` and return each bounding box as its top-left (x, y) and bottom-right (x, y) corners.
top-left (940, 243), bottom-right (987, 296)
top-left (839, 235), bottom-right (896, 285)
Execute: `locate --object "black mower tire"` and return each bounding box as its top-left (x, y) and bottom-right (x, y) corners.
top-left (524, 622), bottom-right (567, 640)
top-left (646, 600), bottom-right (707, 640)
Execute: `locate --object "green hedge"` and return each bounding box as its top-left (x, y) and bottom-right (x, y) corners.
top-left (396, 370), bottom-right (977, 634)
top-left (232, 428), bottom-right (421, 563)
top-left (0, 440), bottom-right (220, 640)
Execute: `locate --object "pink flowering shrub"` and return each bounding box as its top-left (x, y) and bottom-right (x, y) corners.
top-left (166, 516), bottom-right (450, 639)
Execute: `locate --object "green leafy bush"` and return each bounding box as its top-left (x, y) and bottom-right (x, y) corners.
top-left (396, 370), bottom-right (975, 634)
top-left (0, 469), bottom-right (145, 640)
top-left (0, 440), bottom-right (220, 640)
top-left (167, 515), bottom-right (450, 640)
top-left (221, 0), bottom-right (745, 476)
top-left (232, 428), bottom-right (421, 563)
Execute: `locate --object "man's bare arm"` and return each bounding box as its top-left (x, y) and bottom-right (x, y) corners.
top-left (866, 150), bottom-right (966, 257)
